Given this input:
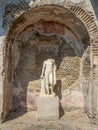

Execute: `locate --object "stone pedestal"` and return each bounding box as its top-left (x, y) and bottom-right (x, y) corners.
top-left (36, 95), bottom-right (59, 120)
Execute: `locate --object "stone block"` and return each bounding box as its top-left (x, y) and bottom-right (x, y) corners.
top-left (36, 95), bottom-right (59, 120)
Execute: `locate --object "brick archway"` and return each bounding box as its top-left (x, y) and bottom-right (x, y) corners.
top-left (1, 3), bottom-right (98, 122)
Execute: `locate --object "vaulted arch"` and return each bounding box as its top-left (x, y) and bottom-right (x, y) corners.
top-left (1, 2), bottom-right (98, 122)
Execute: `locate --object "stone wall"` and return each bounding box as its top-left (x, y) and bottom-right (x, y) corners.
top-left (91, 0), bottom-right (98, 20)
top-left (12, 26), bottom-right (84, 110)
top-left (2, 4), bottom-right (91, 113)
top-left (0, 0), bottom-right (98, 121)
top-left (1, 0), bottom-right (98, 30)
top-left (0, 36), bottom-right (5, 121)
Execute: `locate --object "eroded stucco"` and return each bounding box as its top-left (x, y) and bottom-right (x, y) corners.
top-left (0, 0), bottom-right (98, 123)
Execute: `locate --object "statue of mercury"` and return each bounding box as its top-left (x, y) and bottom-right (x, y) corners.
top-left (40, 59), bottom-right (57, 95)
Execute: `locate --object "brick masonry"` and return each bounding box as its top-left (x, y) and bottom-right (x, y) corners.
top-left (0, 0), bottom-right (98, 122)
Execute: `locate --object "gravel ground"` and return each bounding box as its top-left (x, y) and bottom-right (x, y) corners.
top-left (1, 110), bottom-right (98, 130)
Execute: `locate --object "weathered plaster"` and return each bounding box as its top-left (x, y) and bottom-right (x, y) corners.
top-left (0, 36), bottom-right (5, 122)
top-left (0, 0), bottom-right (98, 123)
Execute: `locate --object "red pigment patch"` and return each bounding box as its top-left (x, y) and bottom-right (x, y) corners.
top-left (42, 21), bottom-right (65, 35)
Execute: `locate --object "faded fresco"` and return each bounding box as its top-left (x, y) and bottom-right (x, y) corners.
top-left (0, 0), bottom-right (98, 124)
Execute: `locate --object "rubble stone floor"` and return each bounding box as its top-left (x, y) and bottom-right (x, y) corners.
top-left (1, 109), bottom-right (98, 130)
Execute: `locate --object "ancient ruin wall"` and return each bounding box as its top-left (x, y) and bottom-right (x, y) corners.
top-left (0, 0), bottom-right (98, 121)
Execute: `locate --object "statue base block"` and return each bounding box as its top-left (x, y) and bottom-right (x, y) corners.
top-left (36, 95), bottom-right (59, 120)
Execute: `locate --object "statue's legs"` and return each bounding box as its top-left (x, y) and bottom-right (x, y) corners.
top-left (41, 78), bottom-right (45, 95)
top-left (45, 73), bottom-right (49, 94)
top-left (46, 85), bottom-right (49, 95)
top-left (50, 84), bottom-right (55, 95)
top-left (49, 72), bottom-right (55, 95)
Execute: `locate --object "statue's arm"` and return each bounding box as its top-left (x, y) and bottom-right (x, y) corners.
top-left (41, 62), bottom-right (46, 78)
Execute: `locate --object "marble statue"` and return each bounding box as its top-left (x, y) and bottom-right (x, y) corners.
top-left (40, 59), bottom-right (56, 95)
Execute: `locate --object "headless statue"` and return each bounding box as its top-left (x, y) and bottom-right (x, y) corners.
top-left (40, 59), bottom-right (56, 95)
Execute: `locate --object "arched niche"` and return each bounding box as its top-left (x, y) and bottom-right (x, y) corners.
top-left (2, 5), bottom-right (97, 121)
